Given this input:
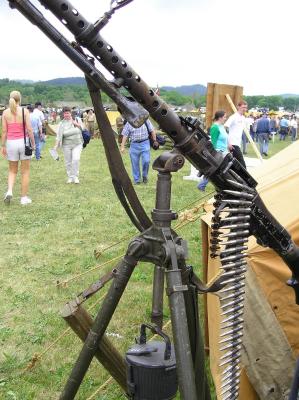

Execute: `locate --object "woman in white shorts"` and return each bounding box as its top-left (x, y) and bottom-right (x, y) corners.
top-left (1, 91), bottom-right (35, 205)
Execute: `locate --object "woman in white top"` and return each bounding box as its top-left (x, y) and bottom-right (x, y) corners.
top-left (53, 106), bottom-right (83, 184)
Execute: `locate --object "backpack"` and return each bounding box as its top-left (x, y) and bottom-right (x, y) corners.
top-left (75, 116), bottom-right (91, 148)
top-left (82, 129), bottom-right (91, 148)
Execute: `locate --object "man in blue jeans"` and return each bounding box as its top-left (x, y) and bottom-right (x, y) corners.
top-left (120, 118), bottom-right (158, 184)
top-left (256, 113), bottom-right (271, 157)
top-left (279, 116), bottom-right (289, 141)
top-left (27, 105), bottom-right (42, 160)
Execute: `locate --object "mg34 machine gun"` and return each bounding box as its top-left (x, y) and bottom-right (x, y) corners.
top-left (7, 1), bottom-right (299, 399)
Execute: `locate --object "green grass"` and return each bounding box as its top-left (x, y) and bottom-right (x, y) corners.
top-left (243, 134), bottom-right (288, 159)
top-left (0, 129), bottom-right (293, 400)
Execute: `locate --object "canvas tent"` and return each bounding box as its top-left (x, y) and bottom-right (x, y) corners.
top-left (201, 141), bottom-right (299, 399)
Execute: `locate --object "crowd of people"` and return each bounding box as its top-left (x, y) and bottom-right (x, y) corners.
top-left (243, 112), bottom-right (298, 156)
top-left (2, 91), bottom-right (298, 201)
top-left (0, 91), bottom-right (100, 205)
top-left (197, 101), bottom-right (298, 192)
top-left (0, 90), bottom-right (160, 205)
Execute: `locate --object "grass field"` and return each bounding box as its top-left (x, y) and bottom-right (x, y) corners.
top-left (0, 130), bottom-right (293, 400)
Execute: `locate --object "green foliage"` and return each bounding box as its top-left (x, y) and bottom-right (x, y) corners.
top-left (159, 89), bottom-right (206, 108)
top-left (283, 97), bottom-right (298, 111)
top-left (0, 79), bottom-right (206, 109)
top-left (2, 78), bottom-right (299, 112)
top-left (244, 94), bottom-right (299, 111)
top-left (0, 79), bottom-right (109, 106)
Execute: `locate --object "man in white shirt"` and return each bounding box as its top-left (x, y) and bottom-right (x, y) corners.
top-left (33, 101), bottom-right (45, 124)
top-left (289, 115), bottom-right (298, 142)
top-left (224, 100), bottom-right (247, 168)
top-left (28, 105), bottom-right (42, 160)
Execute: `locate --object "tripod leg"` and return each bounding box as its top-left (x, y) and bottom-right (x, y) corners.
top-left (165, 258), bottom-right (198, 400)
top-left (182, 264), bottom-right (211, 400)
top-left (59, 254), bottom-right (138, 400)
top-left (151, 265), bottom-right (165, 329)
top-left (61, 301), bottom-right (127, 391)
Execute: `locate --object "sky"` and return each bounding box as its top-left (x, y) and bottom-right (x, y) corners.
top-left (0, 0), bottom-right (298, 96)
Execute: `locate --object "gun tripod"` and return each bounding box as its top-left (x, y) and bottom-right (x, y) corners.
top-left (60, 150), bottom-right (211, 400)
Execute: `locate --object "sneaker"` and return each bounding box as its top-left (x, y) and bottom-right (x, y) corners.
top-left (4, 192), bottom-right (12, 205)
top-left (20, 196), bottom-right (32, 205)
top-left (73, 177), bottom-right (80, 184)
top-left (67, 177), bottom-right (73, 184)
top-left (142, 177), bottom-right (148, 184)
top-left (134, 181), bottom-right (141, 185)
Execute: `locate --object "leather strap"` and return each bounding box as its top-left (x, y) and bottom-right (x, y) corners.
top-left (85, 76), bottom-right (152, 231)
top-left (22, 107), bottom-right (26, 145)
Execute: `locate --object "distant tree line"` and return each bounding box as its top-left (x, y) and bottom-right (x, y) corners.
top-left (244, 95), bottom-right (299, 111)
top-left (1, 79), bottom-right (298, 111)
top-left (0, 79), bottom-right (205, 109)
top-left (0, 79), bottom-right (109, 106)
top-left (159, 92), bottom-right (299, 112)
top-left (159, 88), bottom-right (206, 108)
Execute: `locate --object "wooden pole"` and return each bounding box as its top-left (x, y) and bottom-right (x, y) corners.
top-left (61, 300), bottom-right (127, 392)
top-left (225, 94), bottom-right (263, 163)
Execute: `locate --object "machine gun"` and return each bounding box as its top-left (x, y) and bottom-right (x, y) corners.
top-left (7, 1), bottom-right (299, 399)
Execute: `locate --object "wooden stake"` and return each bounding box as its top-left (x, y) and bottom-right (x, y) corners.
top-left (225, 94), bottom-right (263, 163)
top-left (61, 300), bottom-right (127, 391)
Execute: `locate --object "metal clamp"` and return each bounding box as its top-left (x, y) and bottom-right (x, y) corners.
top-left (166, 284), bottom-right (188, 296)
top-left (76, 269), bottom-right (116, 305)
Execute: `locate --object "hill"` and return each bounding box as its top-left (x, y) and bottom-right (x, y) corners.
top-left (15, 79), bottom-right (35, 84)
top-left (40, 78), bottom-right (208, 97)
top-left (0, 78), bottom-right (205, 109)
top-left (161, 84), bottom-right (206, 96)
top-left (280, 93), bottom-right (299, 98)
top-left (41, 77), bottom-right (86, 86)
top-left (2, 78), bottom-right (299, 111)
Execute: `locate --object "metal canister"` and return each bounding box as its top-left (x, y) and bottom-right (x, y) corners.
top-left (126, 324), bottom-right (177, 400)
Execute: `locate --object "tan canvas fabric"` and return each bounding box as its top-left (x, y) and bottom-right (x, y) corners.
top-left (201, 141), bottom-right (299, 399)
top-left (242, 268), bottom-right (295, 399)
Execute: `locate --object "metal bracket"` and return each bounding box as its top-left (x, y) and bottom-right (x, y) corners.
top-left (76, 269), bottom-right (116, 305)
top-left (166, 284), bottom-right (188, 296)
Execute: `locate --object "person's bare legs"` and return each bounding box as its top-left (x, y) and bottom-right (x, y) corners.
top-left (4, 161), bottom-right (18, 203)
top-left (20, 159), bottom-right (31, 197)
top-left (7, 161), bottom-right (18, 193)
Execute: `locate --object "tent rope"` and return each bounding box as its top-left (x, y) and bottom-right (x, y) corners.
top-left (56, 254), bottom-right (124, 287)
top-left (24, 293), bottom-right (106, 372)
top-left (57, 197), bottom-right (209, 288)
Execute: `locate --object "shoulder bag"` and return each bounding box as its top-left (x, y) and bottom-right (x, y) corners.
top-left (145, 120), bottom-right (159, 150)
top-left (22, 108), bottom-right (33, 156)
